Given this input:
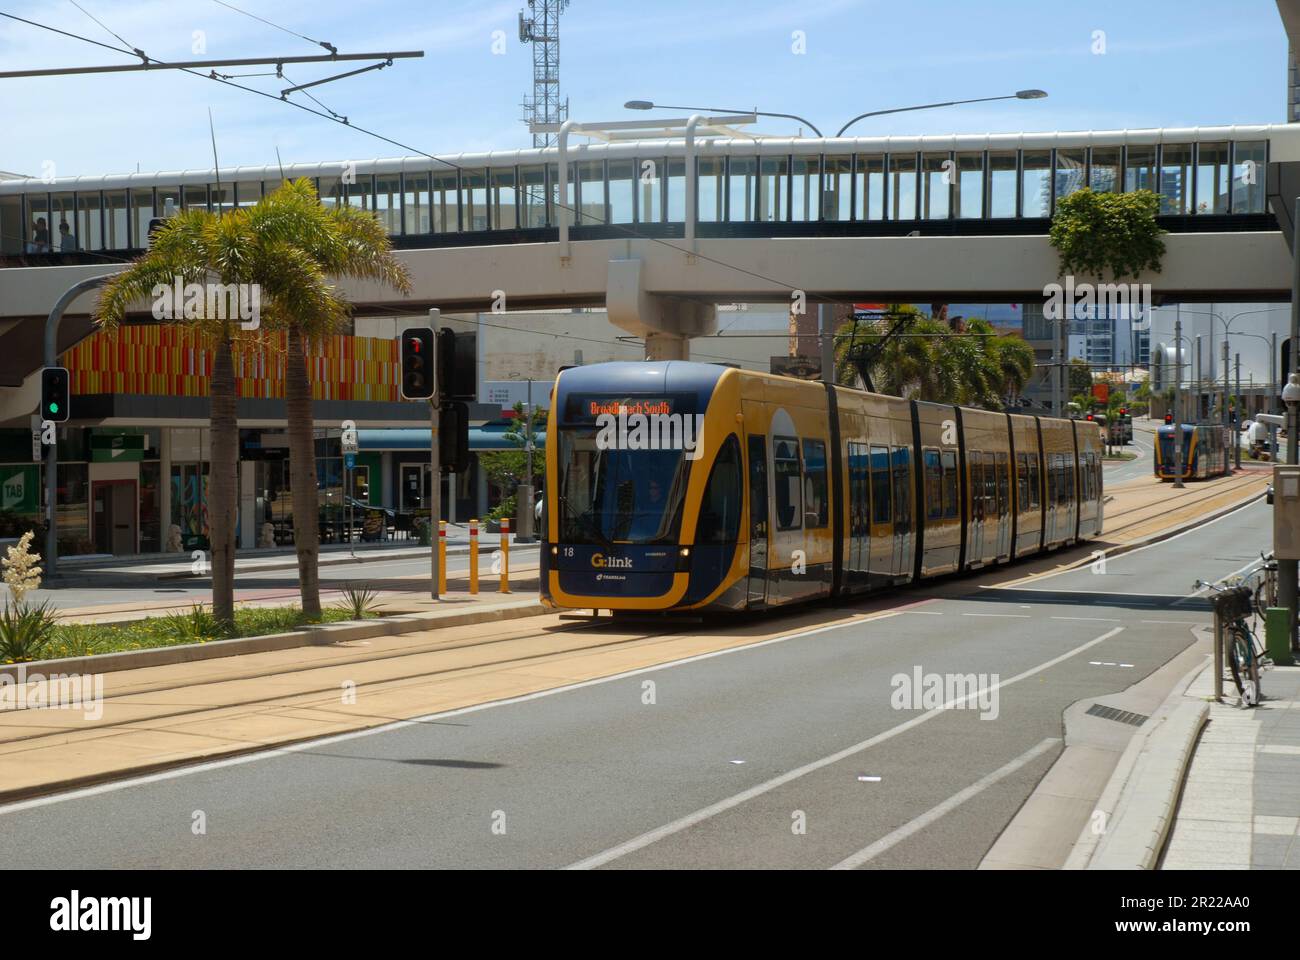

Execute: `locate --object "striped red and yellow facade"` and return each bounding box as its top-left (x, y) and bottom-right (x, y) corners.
top-left (63, 326), bottom-right (399, 402)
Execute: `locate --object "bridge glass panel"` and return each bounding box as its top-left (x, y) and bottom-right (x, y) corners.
top-left (1054, 148), bottom-right (1086, 201)
top-left (822, 155), bottom-right (851, 221)
top-left (1195, 142), bottom-right (1229, 214)
top-left (1020, 150), bottom-right (1051, 217)
top-left (988, 151), bottom-right (1016, 217)
top-left (489, 168), bottom-right (518, 230)
top-left (403, 173), bottom-right (430, 233)
top-left (887, 153), bottom-right (917, 219)
top-left (431, 171), bottom-right (459, 232)
top-left (0, 195), bottom-right (21, 254)
top-left (1232, 141), bottom-right (1266, 213)
top-left (261, 178), bottom-right (286, 199)
top-left (548, 163), bottom-right (573, 226)
top-left (954, 152), bottom-right (983, 218)
top-left (317, 177), bottom-right (341, 212)
top-left (155, 188), bottom-right (180, 220)
top-left (73, 192), bottom-right (100, 250)
top-left (1159, 144), bottom-right (1193, 214)
top-left (758, 156), bottom-right (788, 221)
top-left (607, 159), bottom-right (635, 223)
top-left (854, 154), bottom-right (885, 220)
top-left (516, 166), bottom-right (545, 228)
top-left (376, 174), bottom-right (402, 234)
top-left (104, 190), bottom-right (129, 249)
top-left (1090, 148), bottom-right (1120, 192)
top-left (235, 181), bottom-right (261, 208)
top-left (345, 174), bottom-right (373, 212)
top-left (921, 153), bottom-right (950, 219)
top-left (130, 188), bottom-right (154, 247)
top-left (462, 169), bottom-right (489, 230)
top-left (51, 192), bottom-right (76, 252)
top-left (1125, 146), bottom-right (1155, 193)
top-left (182, 184), bottom-right (207, 213)
top-left (23, 191), bottom-right (51, 248)
top-left (791, 156), bottom-right (819, 221)
top-left (726, 157), bottom-right (757, 221)
top-left (576, 160), bottom-right (605, 225)
top-left (635, 158), bottom-right (663, 223)
top-left (666, 158), bottom-right (686, 221)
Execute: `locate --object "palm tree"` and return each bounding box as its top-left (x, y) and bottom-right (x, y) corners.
top-left (98, 179), bottom-right (410, 623)
top-left (835, 305), bottom-right (944, 396)
top-left (242, 179), bottom-right (410, 618)
top-left (96, 210), bottom-right (244, 630)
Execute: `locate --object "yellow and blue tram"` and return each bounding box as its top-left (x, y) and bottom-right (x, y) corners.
top-left (541, 362), bottom-right (1104, 613)
top-left (1154, 424), bottom-right (1230, 481)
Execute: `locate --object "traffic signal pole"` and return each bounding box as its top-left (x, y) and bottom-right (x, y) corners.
top-left (42, 274), bottom-right (116, 577)
top-left (428, 308), bottom-right (441, 602)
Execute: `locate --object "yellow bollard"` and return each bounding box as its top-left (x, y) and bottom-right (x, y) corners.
top-left (438, 520), bottom-right (447, 596)
top-left (499, 516), bottom-right (511, 593)
top-left (469, 519), bottom-right (479, 595)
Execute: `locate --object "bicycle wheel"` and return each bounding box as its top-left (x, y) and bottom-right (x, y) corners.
top-left (1226, 626), bottom-right (1261, 704)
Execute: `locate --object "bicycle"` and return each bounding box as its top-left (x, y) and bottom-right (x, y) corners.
top-left (1246, 552), bottom-right (1278, 621)
top-left (1194, 578), bottom-right (1271, 706)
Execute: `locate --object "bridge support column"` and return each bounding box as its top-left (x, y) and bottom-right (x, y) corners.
top-left (607, 257), bottom-right (716, 362)
top-left (644, 333), bottom-right (691, 361)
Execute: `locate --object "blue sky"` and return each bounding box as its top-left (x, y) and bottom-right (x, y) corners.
top-left (0, 0), bottom-right (1289, 178)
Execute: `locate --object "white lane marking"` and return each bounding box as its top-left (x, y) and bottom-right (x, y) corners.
top-left (996, 497), bottom-right (1266, 589)
top-left (0, 612), bottom-right (905, 817)
top-left (857, 775), bottom-right (881, 782)
top-left (829, 738), bottom-right (1060, 870)
top-left (565, 627), bottom-right (1123, 870)
top-left (903, 610), bottom-right (945, 616)
top-left (1141, 620), bottom-right (1204, 625)
top-left (1053, 616), bottom-right (1122, 622)
top-left (962, 613), bottom-right (1031, 618)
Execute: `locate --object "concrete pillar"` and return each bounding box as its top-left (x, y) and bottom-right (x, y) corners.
top-left (239, 459), bottom-right (256, 550)
top-left (645, 333), bottom-right (690, 361)
top-left (159, 427), bottom-right (173, 550)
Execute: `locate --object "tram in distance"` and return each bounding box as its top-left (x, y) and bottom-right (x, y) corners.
top-left (1153, 423), bottom-right (1231, 481)
top-left (541, 361), bottom-right (1104, 614)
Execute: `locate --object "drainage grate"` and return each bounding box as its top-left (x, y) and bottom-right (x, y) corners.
top-left (1086, 704), bottom-right (1149, 727)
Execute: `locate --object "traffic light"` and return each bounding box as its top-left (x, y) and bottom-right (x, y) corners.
top-left (399, 328), bottom-right (435, 400)
top-left (440, 401), bottom-right (470, 473)
top-left (1164, 412), bottom-right (1174, 425)
top-left (436, 327), bottom-right (476, 402)
top-left (1085, 413), bottom-right (1094, 421)
top-left (41, 366), bottom-right (70, 423)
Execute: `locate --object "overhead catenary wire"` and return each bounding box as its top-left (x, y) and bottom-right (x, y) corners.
top-left (3, 10), bottom-right (994, 349)
top-left (209, 0), bottom-right (336, 54)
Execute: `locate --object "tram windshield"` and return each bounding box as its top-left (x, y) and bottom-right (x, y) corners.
top-left (557, 428), bottom-right (690, 544)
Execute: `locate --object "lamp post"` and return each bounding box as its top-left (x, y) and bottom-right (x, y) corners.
top-left (624, 100), bottom-right (823, 136)
top-left (836, 89), bottom-right (1047, 137)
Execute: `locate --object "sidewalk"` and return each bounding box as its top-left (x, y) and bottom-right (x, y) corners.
top-left (1161, 663), bottom-right (1300, 870)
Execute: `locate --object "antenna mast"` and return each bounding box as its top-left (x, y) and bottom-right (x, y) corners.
top-left (518, 0), bottom-right (570, 147)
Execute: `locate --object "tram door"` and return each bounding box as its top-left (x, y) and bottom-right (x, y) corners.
top-left (995, 452), bottom-right (1011, 558)
top-left (868, 445), bottom-right (893, 584)
top-left (890, 447), bottom-right (912, 578)
top-left (746, 434), bottom-right (769, 605)
top-left (969, 452), bottom-right (985, 562)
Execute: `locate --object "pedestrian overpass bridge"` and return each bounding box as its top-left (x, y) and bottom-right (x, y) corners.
top-left (2, 122), bottom-right (1298, 368)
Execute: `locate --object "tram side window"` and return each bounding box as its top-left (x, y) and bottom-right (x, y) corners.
top-left (1016, 453), bottom-right (1029, 511)
top-left (924, 449), bottom-right (942, 521)
top-left (773, 437), bottom-right (803, 531)
top-left (697, 436), bottom-right (743, 544)
top-left (941, 450), bottom-right (958, 519)
top-left (892, 447), bottom-right (911, 531)
top-left (802, 439), bottom-right (829, 528)
top-left (870, 445), bottom-right (892, 525)
top-left (1028, 456), bottom-right (1041, 510)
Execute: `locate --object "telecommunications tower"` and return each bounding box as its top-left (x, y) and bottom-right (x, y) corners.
top-left (519, 0), bottom-right (571, 147)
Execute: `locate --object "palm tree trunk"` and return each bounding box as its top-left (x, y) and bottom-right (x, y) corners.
top-left (286, 326), bottom-right (321, 618)
top-left (208, 333), bottom-right (238, 630)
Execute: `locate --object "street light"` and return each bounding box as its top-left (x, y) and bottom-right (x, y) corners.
top-left (624, 100), bottom-right (823, 137)
top-left (835, 89), bottom-right (1047, 137)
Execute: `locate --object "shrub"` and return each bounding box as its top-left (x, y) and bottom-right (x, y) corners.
top-left (0, 601), bottom-right (59, 663)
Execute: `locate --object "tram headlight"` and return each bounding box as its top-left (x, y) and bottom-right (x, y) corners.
top-left (551, 546), bottom-right (558, 556)
top-left (680, 547), bottom-right (690, 558)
